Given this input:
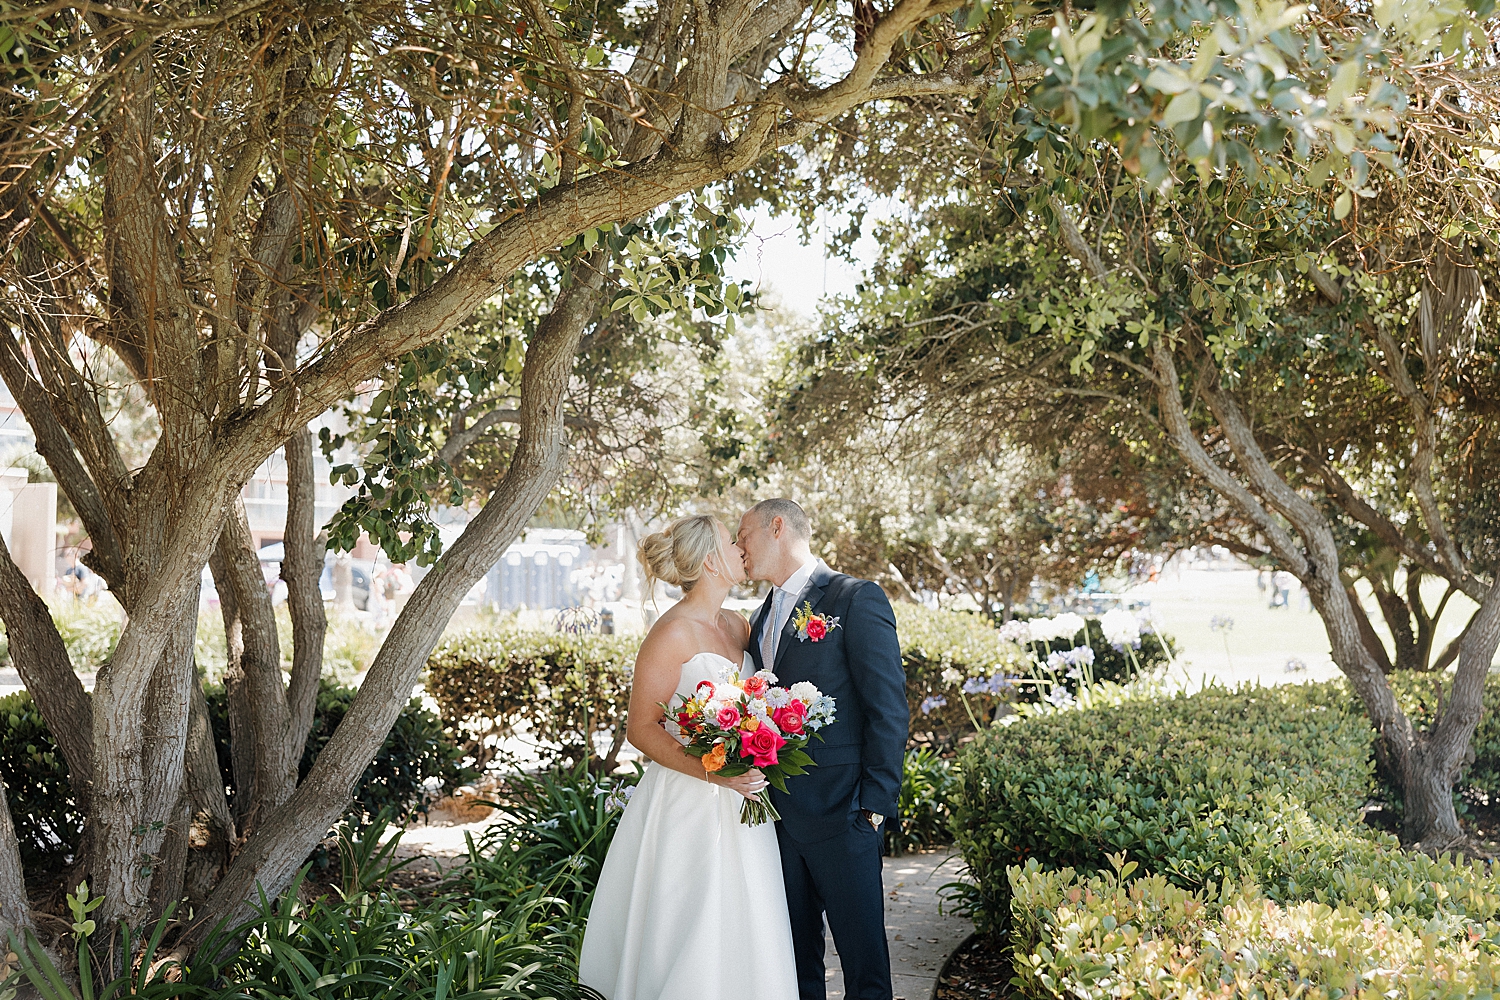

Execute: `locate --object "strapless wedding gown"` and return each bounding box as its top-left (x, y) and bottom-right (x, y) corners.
top-left (578, 651), bottom-right (798, 999)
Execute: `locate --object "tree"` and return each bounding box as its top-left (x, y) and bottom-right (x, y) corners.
top-left (0, 0), bottom-right (1488, 964)
top-left (789, 80), bottom-right (1500, 848)
top-left (0, 0), bottom-right (1018, 960)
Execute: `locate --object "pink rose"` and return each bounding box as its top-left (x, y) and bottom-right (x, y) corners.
top-left (716, 705), bottom-right (742, 729)
top-left (805, 617), bottom-right (827, 641)
top-left (739, 724), bottom-right (786, 767)
top-left (772, 702), bottom-right (806, 735)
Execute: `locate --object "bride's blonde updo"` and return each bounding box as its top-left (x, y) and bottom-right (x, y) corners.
top-left (638, 514), bottom-right (726, 593)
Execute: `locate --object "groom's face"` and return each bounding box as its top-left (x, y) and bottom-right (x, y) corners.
top-left (735, 511), bottom-right (775, 581)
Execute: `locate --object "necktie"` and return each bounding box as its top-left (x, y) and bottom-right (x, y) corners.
top-left (762, 588), bottom-right (785, 668)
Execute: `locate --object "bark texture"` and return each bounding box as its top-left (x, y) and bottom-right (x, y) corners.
top-left (186, 257), bottom-right (609, 942)
top-left (0, 777), bottom-right (33, 939)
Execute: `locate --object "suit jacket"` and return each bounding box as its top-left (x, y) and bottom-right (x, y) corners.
top-left (748, 563), bottom-right (908, 843)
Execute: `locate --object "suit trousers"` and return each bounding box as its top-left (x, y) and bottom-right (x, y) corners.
top-left (776, 813), bottom-right (891, 1000)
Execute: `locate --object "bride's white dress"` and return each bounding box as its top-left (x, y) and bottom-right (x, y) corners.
top-left (578, 651), bottom-right (798, 1000)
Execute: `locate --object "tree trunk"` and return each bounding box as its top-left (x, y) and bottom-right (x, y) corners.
top-left (185, 255), bottom-right (607, 943)
top-left (1399, 582), bottom-right (1500, 849)
top-left (281, 427), bottom-right (327, 753)
top-left (210, 548), bottom-right (258, 831)
top-left (216, 502), bottom-right (297, 819)
top-left (0, 776), bottom-right (34, 940)
top-left (181, 673), bottom-right (236, 904)
top-left (0, 534), bottom-right (93, 798)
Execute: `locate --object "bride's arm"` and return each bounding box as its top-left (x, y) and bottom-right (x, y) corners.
top-left (625, 623), bottom-right (766, 799)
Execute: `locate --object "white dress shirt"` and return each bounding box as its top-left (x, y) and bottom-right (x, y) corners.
top-left (761, 556), bottom-right (820, 667)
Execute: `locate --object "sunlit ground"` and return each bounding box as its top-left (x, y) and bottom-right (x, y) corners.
top-left (1134, 561), bottom-right (1488, 691)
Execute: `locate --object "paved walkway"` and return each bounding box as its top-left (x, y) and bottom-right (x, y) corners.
top-left (823, 850), bottom-right (972, 1000)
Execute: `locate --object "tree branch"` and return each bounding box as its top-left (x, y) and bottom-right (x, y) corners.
top-left (187, 252), bottom-right (610, 941)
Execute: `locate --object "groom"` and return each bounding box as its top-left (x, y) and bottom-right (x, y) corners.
top-left (737, 499), bottom-right (908, 1000)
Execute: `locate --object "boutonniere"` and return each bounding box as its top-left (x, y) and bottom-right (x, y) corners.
top-left (792, 601), bottom-right (841, 643)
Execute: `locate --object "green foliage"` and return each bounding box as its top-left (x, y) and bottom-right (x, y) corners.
top-left (949, 682), bottom-right (1374, 934)
top-left (298, 684), bottom-right (472, 826)
top-left (48, 599), bottom-right (122, 671)
top-left (968, 681), bottom-right (1500, 996)
top-left (426, 630), bottom-right (640, 771)
top-left (0, 691), bottom-right (81, 871)
top-left (466, 761), bottom-right (643, 938)
top-left (6, 770), bottom-right (627, 999)
top-left (1009, 854), bottom-right (1500, 999)
top-left (201, 679), bottom-right (468, 830)
top-left (887, 748), bottom-right (959, 855)
top-left (898, 604), bottom-right (1029, 741)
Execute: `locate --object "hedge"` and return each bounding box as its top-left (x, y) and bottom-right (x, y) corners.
top-left (959, 681), bottom-right (1500, 997)
top-left (895, 605), bottom-right (1029, 741)
top-left (426, 630), bottom-right (640, 771)
top-left (1010, 856), bottom-right (1500, 998)
top-left (950, 682), bottom-right (1375, 934)
top-left (1, 680), bottom-right (463, 874)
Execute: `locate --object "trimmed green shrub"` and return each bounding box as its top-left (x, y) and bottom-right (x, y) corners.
top-left (1009, 856), bottom-right (1500, 999)
top-left (949, 682), bottom-right (1374, 934)
top-left (887, 747), bottom-right (958, 855)
top-left (426, 630), bottom-right (639, 770)
top-left (0, 691), bottom-right (82, 871)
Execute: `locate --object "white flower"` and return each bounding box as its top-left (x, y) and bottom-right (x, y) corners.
top-left (749, 697), bottom-right (769, 718)
top-left (766, 687), bottom-right (792, 708)
top-left (997, 619), bottom-right (1032, 644)
top-left (755, 669), bottom-right (779, 684)
top-left (1051, 612), bottom-right (1086, 642)
top-left (716, 683), bottom-right (745, 702)
top-left (1100, 608), bottom-right (1140, 646)
top-left (790, 681), bottom-right (820, 704)
top-left (702, 699), bottom-right (724, 722)
top-left (941, 667), bottom-right (964, 686)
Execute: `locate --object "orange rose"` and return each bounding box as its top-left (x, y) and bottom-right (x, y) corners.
top-left (702, 744), bottom-right (728, 773)
top-left (739, 716), bottom-right (761, 732)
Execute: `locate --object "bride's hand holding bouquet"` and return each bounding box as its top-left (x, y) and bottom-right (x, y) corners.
top-left (663, 664), bottom-right (837, 825)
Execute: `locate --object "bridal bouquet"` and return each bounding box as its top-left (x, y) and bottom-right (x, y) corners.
top-left (663, 665), bottom-right (836, 825)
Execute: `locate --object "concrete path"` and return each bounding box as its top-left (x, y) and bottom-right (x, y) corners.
top-left (822, 850), bottom-right (972, 1000)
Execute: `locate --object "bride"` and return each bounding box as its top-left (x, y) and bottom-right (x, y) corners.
top-left (579, 514), bottom-right (799, 1000)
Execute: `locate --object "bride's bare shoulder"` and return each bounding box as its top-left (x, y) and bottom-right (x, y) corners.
top-left (636, 614), bottom-right (699, 665)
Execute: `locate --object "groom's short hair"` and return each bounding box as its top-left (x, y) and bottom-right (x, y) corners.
top-left (750, 498), bottom-right (811, 540)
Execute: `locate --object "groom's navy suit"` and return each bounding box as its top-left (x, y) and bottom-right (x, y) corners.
top-left (748, 562), bottom-right (907, 1000)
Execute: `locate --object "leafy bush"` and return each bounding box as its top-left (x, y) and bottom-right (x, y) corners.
top-left (465, 761), bottom-right (643, 937)
top-left (299, 682), bottom-right (471, 824)
top-left (8, 817), bottom-right (604, 1000)
top-left (886, 748), bottom-right (958, 855)
top-left (0, 691), bottom-right (82, 870)
top-left (426, 630), bottom-right (639, 770)
top-left (960, 680), bottom-right (1500, 997)
top-left (47, 598), bottom-right (122, 671)
top-left (949, 682), bottom-right (1374, 934)
top-left (897, 605), bottom-right (1028, 742)
top-left (1010, 857), bottom-right (1500, 999)
top-left (203, 679), bottom-right (468, 826)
